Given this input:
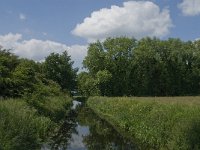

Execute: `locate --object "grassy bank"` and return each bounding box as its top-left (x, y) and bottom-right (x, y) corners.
top-left (87, 97), bottom-right (200, 149)
top-left (0, 99), bottom-right (52, 150)
top-left (0, 96), bottom-right (72, 150)
top-left (26, 95), bottom-right (72, 122)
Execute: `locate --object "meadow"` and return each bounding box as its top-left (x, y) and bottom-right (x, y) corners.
top-left (87, 96), bottom-right (200, 149)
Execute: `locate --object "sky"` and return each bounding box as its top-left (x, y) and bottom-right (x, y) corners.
top-left (0, 0), bottom-right (200, 70)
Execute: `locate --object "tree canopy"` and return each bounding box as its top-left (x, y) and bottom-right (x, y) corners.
top-left (43, 51), bottom-right (78, 91)
top-left (78, 37), bottom-right (200, 96)
top-left (0, 48), bottom-right (77, 98)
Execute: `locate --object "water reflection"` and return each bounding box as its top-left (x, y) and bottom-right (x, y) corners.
top-left (42, 110), bottom-right (78, 150)
top-left (72, 101), bottom-right (82, 110)
top-left (77, 106), bottom-right (136, 150)
top-left (42, 101), bottom-right (136, 150)
top-left (67, 125), bottom-right (89, 150)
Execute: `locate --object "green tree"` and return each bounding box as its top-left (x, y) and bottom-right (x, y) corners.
top-left (130, 37), bottom-right (170, 96)
top-left (43, 51), bottom-right (77, 91)
top-left (77, 72), bottom-right (100, 97)
top-left (83, 41), bottom-right (105, 75)
top-left (12, 59), bottom-right (38, 96)
top-left (0, 48), bottom-right (19, 97)
top-left (82, 37), bottom-right (137, 96)
top-left (96, 70), bottom-right (112, 96)
top-left (80, 37), bottom-right (200, 96)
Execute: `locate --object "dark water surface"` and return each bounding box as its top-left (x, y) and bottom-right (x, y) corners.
top-left (41, 100), bottom-right (136, 150)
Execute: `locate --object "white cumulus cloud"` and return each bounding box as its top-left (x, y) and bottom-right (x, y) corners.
top-left (0, 33), bottom-right (87, 69)
top-left (72, 1), bottom-right (173, 42)
top-left (178, 0), bottom-right (200, 16)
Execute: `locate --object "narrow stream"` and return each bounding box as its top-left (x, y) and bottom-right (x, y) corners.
top-left (42, 100), bottom-right (136, 150)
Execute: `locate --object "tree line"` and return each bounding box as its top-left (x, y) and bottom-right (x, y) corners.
top-left (1, 37), bottom-right (200, 98)
top-left (78, 37), bottom-right (200, 96)
top-left (0, 48), bottom-right (77, 98)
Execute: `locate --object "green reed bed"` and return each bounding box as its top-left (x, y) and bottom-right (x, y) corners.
top-left (0, 96), bottom-right (72, 150)
top-left (27, 95), bottom-right (72, 122)
top-left (87, 96), bottom-right (200, 149)
top-left (0, 99), bottom-right (52, 150)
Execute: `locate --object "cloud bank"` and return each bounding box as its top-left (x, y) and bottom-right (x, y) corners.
top-left (0, 33), bottom-right (87, 69)
top-left (178, 0), bottom-right (200, 16)
top-left (72, 1), bottom-right (173, 42)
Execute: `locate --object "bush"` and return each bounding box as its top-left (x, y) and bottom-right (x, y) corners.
top-left (24, 78), bottom-right (72, 122)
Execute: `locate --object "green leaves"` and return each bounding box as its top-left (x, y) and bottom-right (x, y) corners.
top-left (81, 37), bottom-right (137, 96)
top-left (43, 51), bottom-right (77, 91)
top-left (12, 59), bottom-right (38, 96)
top-left (0, 49), bottom-right (19, 97)
top-left (77, 72), bottom-right (100, 97)
top-left (0, 48), bottom-right (77, 98)
top-left (80, 37), bottom-right (200, 96)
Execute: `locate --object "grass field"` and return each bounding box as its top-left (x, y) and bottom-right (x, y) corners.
top-left (0, 96), bottom-right (72, 150)
top-left (87, 96), bottom-right (200, 149)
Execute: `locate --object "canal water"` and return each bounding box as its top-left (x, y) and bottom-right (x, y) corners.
top-left (42, 100), bottom-right (136, 150)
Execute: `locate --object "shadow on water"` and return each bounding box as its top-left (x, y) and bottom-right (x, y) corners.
top-left (46, 110), bottom-right (78, 149)
top-left (42, 100), bottom-right (136, 150)
top-left (76, 106), bottom-right (136, 150)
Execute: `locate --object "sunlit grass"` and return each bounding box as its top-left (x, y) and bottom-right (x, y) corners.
top-left (88, 96), bottom-right (200, 149)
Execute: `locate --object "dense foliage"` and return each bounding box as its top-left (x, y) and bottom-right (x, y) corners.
top-left (26, 95), bottom-right (72, 122)
top-left (88, 97), bottom-right (200, 149)
top-left (78, 37), bottom-right (200, 96)
top-left (0, 99), bottom-right (53, 150)
top-left (43, 51), bottom-right (77, 91)
top-left (0, 48), bottom-right (75, 149)
top-left (0, 49), bottom-right (20, 97)
top-left (0, 96), bottom-right (72, 150)
top-left (0, 48), bottom-right (77, 98)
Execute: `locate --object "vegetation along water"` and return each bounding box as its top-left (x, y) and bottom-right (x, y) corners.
top-left (88, 96), bottom-right (200, 149)
top-left (0, 47), bottom-right (75, 149)
top-left (1, 37), bottom-right (200, 149)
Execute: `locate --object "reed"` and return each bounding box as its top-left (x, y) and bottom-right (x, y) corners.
top-left (88, 96), bottom-right (200, 149)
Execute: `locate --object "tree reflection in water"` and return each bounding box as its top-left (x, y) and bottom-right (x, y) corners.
top-left (43, 101), bottom-right (136, 150)
top-left (45, 110), bottom-right (78, 150)
top-left (77, 105), bottom-right (136, 150)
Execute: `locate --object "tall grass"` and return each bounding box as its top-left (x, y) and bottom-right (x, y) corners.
top-left (0, 95), bottom-right (72, 150)
top-left (87, 96), bottom-right (200, 149)
top-left (0, 99), bottom-right (53, 150)
top-left (26, 95), bottom-right (72, 122)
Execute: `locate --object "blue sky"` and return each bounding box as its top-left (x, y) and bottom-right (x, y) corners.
top-left (0, 0), bottom-right (125, 44)
top-left (0, 0), bottom-right (200, 69)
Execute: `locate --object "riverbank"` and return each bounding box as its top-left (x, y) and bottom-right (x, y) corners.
top-left (87, 96), bottom-right (200, 149)
top-left (0, 95), bottom-right (72, 150)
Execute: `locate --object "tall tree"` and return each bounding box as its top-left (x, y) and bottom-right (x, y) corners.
top-left (0, 48), bottom-right (19, 97)
top-left (12, 59), bottom-right (38, 96)
top-left (43, 51), bottom-right (77, 91)
top-left (77, 72), bottom-right (100, 97)
top-left (79, 37), bottom-right (200, 96)
top-left (83, 37), bottom-right (137, 96)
